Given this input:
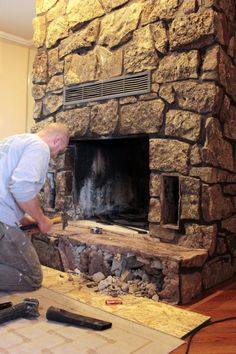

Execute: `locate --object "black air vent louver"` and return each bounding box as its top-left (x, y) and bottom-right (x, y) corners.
top-left (64, 71), bottom-right (151, 105)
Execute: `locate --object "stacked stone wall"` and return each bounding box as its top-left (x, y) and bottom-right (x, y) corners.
top-left (32, 0), bottom-right (236, 297)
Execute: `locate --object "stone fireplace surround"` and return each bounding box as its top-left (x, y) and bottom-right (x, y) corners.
top-left (31, 0), bottom-right (236, 304)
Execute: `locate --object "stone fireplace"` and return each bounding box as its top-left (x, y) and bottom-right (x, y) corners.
top-left (31, 0), bottom-right (236, 304)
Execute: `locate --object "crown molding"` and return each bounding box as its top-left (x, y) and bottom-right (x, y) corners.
top-left (0, 31), bottom-right (33, 47)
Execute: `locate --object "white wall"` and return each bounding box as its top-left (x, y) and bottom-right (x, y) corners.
top-left (0, 37), bottom-right (35, 139)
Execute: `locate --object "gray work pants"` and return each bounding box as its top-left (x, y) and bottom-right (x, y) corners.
top-left (0, 222), bottom-right (43, 291)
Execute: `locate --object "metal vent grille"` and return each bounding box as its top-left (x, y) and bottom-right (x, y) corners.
top-left (64, 71), bottom-right (151, 105)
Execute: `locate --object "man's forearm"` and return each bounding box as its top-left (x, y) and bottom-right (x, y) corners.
top-left (17, 196), bottom-right (45, 224)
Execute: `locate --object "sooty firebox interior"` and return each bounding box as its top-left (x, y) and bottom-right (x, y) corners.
top-left (71, 136), bottom-right (149, 228)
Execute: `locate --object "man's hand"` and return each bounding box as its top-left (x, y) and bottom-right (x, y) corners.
top-left (17, 196), bottom-right (54, 234)
top-left (37, 215), bottom-right (54, 233)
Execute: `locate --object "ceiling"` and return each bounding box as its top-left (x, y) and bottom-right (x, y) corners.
top-left (0, 0), bottom-right (36, 41)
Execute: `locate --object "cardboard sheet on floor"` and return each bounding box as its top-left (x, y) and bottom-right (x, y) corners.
top-left (42, 266), bottom-right (210, 338)
top-left (0, 287), bottom-right (184, 354)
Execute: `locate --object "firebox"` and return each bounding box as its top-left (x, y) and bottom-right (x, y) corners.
top-left (70, 136), bottom-right (149, 227)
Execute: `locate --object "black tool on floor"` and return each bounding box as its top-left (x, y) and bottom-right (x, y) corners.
top-left (46, 306), bottom-right (112, 331)
top-left (0, 298), bottom-right (40, 324)
top-left (0, 301), bottom-right (13, 310)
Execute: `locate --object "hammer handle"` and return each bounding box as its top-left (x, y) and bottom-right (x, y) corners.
top-left (46, 306), bottom-right (112, 331)
top-left (20, 216), bottom-right (61, 231)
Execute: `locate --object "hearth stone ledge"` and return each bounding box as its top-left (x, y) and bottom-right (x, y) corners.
top-left (30, 222), bottom-right (233, 305)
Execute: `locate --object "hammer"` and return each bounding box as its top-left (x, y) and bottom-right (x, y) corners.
top-left (0, 298), bottom-right (39, 324)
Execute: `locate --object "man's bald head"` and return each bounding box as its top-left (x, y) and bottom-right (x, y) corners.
top-left (37, 123), bottom-right (69, 158)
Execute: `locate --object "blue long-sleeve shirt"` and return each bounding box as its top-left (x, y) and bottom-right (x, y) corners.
top-left (0, 133), bottom-right (50, 226)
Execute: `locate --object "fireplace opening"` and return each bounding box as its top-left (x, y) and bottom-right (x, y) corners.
top-left (161, 175), bottom-right (180, 228)
top-left (71, 136), bottom-right (150, 229)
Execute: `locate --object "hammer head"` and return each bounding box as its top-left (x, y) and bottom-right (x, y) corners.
top-left (61, 212), bottom-right (68, 230)
top-left (22, 298), bottom-right (40, 319)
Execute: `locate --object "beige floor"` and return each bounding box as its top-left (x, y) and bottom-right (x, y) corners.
top-left (0, 287), bottom-right (184, 354)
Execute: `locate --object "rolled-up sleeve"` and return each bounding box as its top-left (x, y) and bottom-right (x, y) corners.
top-left (9, 141), bottom-right (50, 202)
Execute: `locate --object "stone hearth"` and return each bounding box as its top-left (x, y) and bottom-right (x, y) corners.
top-left (31, 0), bottom-right (236, 303)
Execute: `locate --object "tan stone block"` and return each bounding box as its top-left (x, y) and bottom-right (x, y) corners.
top-left (31, 117), bottom-right (54, 133)
top-left (150, 139), bottom-right (189, 174)
top-left (190, 167), bottom-right (230, 183)
top-left (190, 145), bottom-right (202, 166)
top-left (150, 22), bottom-right (168, 54)
top-left (202, 184), bottom-right (234, 221)
top-left (33, 101), bottom-right (43, 120)
top-left (33, 15), bottom-right (46, 48)
top-left (47, 0), bottom-right (67, 22)
top-left (48, 47), bottom-right (64, 77)
top-left (180, 224), bottom-right (217, 256)
top-left (98, 2), bottom-right (142, 48)
top-left (202, 117), bottom-right (234, 171)
top-left (153, 51), bottom-right (199, 83)
top-left (59, 19), bottom-right (100, 58)
top-left (202, 256), bottom-right (233, 289)
top-left (101, 0), bottom-right (129, 12)
top-left (148, 0), bottom-right (183, 21)
top-left (181, 272), bottom-right (202, 304)
top-left (46, 15), bottom-right (69, 49)
top-left (148, 198), bottom-right (161, 223)
top-left (149, 173), bottom-right (161, 197)
top-left (159, 81), bottom-right (222, 114)
top-left (159, 275), bottom-right (180, 305)
top-left (90, 100), bottom-right (119, 135)
top-left (32, 84), bottom-right (47, 100)
top-left (56, 107), bottom-right (90, 136)
top-left (222, 215), bottom-right (236, 233)
top-left (120, 100), bottom-right (164, 135)
top-left (165, 109), bottom-right (201, 142)
top-left (180, 177), bottom-right (200, 220)
top-left (32, 51), bottom-right (48, 84)
top-left (169, 9), bottom-right (215, 50)
top-left (43, 94), bottom-right (63, 115)
top-left (67, 0), bottom-right (105, 28)
top-left (124, 25), bottom-right (159, 73)
top-left (64, 52), bottom-right (97, 85)
top-left (46, 75), bottom-right (64, 93)
top-left (36, 0), bottom-right (57, 15)
top-left (95, 46), bottom-right (123, 80)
